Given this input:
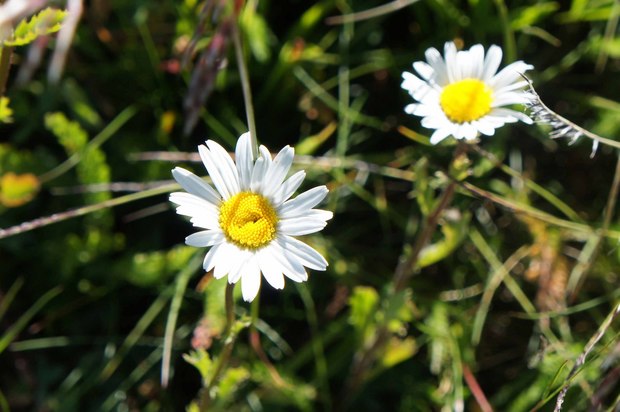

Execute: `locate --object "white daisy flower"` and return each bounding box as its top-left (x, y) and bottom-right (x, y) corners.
top-left (401, 41), bottom-right (534, 145)
top-left (170, 133), bottom-right (333, 302)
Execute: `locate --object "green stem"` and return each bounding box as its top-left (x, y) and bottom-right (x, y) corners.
top-left (340, 143), bottom-right (465, 408)
top-left (199, 282), bottom-right (236, 411)
top-left (231, 16), bottom-right (258, 156)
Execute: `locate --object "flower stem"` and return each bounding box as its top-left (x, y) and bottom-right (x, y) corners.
top-left (231, 14), bottom-right (258, 156)
top-left (199, 282), bottom-right (236, 411)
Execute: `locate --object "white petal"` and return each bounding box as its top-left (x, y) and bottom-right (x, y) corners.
top-left (425, 46), bottom-right (449, 86)
top-left (170, 192), bottom-right (219, 219)
top-left (199, 142), bottom-right (239, 200)
top-left (271, 170), bottom-right (306, 206)
top-left (279, 217), bottom-right (329, 236)
top-left (413, 61), bottom-right (434, 81)
top-left (279, 186), bottom-right (329, 218)
top-left (262, 145), bottom-right (294, 198)
top-left (492, 92), bottom-right (530, 107)
top-left (212, 242), bottom-right (239, 279)
top-left (468, 44), bottom-right (485, 78)
top-left (270, 241), bottom-right (308, 282)
top-left (171, 167), bottom-right (221, 205)
top-left (279, 235), bottom-right (328, 271)
top-left (489, 61), bottom-right (533, 90)
top-left (490, 108), bottom-right (532, 124)
top-left (473, 120), bottom-right (497, 136)
top-left (401, 72), bottom-right (435, 101)
top-left (250, 156), bottom-right (268, 192)
top-left (227, 249), bottom-right (253, 284)
top-left (443, 42), bottom-right (458, 83)
top-left (203, 242), bottom-right (223, 272)
top-left (430, 128), bottom-right (453, 145)
top-left (189, 214), bottom-right (220, 230)
top-left (257, 247), bottom-right (285, 289)
top-left (481, 45), bottom-right (503, 81)
top-left (495, 80), bottom-right (529, 94)
top-left (241, 256), bottom-right (261, 302)
top-left (185, 230), bottom-right (224, 247)
top-left (235, 132), bottom-right (254, 190)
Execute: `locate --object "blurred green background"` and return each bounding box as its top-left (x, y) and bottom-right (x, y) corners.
top-left (2, 0), bottom-right (620, 411)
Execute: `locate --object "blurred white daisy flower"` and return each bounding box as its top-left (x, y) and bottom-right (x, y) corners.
top-left (401, 41), bottom-right (533, 145)
top-left (170, 133), bottom-right (332, 302)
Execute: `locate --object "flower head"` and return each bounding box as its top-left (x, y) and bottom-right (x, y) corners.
top-left (170, 133), bottom-right (332, 302)
top-left (401, 41), bottom-right (533, 144)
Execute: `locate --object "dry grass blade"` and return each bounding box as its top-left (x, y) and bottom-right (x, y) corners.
top-left (553, 302), bottom-right (620, 412)
top-left (325, 0), bottom-right (421, 24)
top-left (522, 75), bottom-right (620, 156)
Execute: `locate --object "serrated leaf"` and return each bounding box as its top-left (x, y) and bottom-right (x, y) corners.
top-left (45, 112), bottom-right (88, 154)
top-left (0, 97), bottom-right (13, 123)
top-left (0, 172), bottom-right (40, 207)
top-left (4, 8), bottom-right (67, 47)
top-left (183, 349), bottom-right (213, 382)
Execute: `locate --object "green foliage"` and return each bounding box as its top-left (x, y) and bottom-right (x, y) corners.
top-left (3, 8), bottom-right (67, 47)
top-left (45, 112), bottom-right (88, 155)
top-left (123, 245), bottom-right (196, 287)
top-left (0, 97), bottom-right (12, 123)
top-left (348, 286), bottom-right (379, 343)
top-left (2, 1), bottom-right (620, 411)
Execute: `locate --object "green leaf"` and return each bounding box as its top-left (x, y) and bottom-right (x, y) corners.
top-left (217, 367), bottom-right (250, 400)
top-left (510, 3), bottom-right (560, 30)
top-left (125, 245), bottom-right (196, 287)
top-left (418, 211), bottom-right (471, 268)
top-left (381, 337), bottom-right (417, 368)
top-left (183, 349), bottom-right (213, 383)
top-left (45, 112), bottom-right (88, 155)
top-left (3, 8), bottom-right (67, 47)
top-left (348, 286), bottom-right (379, 342)
top-left (241, 6), bottom-right (273, 62)
top-left (0, 97), bottom-right (13, 123)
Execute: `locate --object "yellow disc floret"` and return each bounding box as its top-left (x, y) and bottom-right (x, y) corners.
top-left (219, 192), bottom-right (278, 249)
top-left (440, 79), bottom-right (493, 123)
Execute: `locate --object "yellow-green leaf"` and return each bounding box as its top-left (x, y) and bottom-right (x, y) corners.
top-left (4, 8), bottom-right (67, 47)
top-left (381, 337), bottom-right (417, 368)
top-left (0, 172), bottom-right (40, 207)
top-left (0, 97), bottom-right (13, 123)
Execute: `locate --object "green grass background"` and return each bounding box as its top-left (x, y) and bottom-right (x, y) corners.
top-left (2, 0), bottom-right (620, 410)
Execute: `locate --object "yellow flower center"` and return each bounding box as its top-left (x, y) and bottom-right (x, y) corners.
top-left (440, 79), bottom-right (493, 123)
top-left (219, 192), bottom-right (278, 249)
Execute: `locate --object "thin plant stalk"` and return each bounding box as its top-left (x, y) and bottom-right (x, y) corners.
top-left (567, 150), bottom-right (620, 300)
top-left (553, 302), bottom-right (620, 412)
top-left (340, 143), bottom-right (466, 407)
top-left (161, 252), bottom-right (203, 387)
top-left (231, 16), bottom-right (258, 156)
